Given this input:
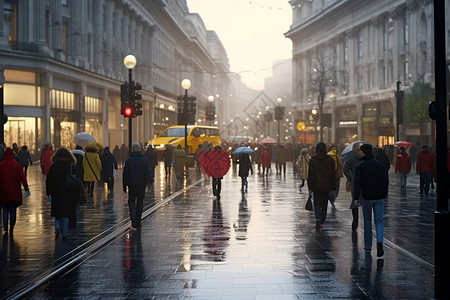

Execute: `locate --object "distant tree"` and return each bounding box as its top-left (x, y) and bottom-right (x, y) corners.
top-left (404, 80), bottom-right (434, 125)
top-left (309, 54), bottom-right (341, 142)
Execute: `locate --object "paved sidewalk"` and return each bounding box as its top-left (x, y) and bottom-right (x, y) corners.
top-left (1, 162), bottom-right (437, 299)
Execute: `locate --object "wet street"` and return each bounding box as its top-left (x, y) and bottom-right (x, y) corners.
top-left (1, 162), bottom-right (437, 299)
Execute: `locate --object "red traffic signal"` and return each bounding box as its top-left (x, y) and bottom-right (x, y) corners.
top-left (121, 105), bottom-right (134, 118)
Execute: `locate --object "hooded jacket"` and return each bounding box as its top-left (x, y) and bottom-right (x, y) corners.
top-left (0, 148), bottom-right (29, 206)
top-left (83, 144), bottom-right (102, 182)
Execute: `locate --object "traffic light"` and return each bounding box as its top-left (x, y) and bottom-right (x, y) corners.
top-left (121, 105), bottom-right (134, 118)
top-left (134, 101), bottom-right (143, 116)
top-left (120, 83), bottom-right (129, 105)
top-left (132, 82), bottom-right (142, 101)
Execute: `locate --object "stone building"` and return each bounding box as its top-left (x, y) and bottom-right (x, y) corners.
top-left (286, 0), bottom-right (448, 147)
top-left (0, 0), bottom-right (230, 158)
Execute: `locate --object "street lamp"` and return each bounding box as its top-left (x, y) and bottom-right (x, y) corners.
top-left (181, 79), bottom-right (191, 151)
top-left (207, 95), bottom-right (214, 126)
top-left (395, 80), bottom-right (403, 142)
top-left (265, 105), bottom-right (270, 136)
top-left (312, 109), bottom-right (318, 143)
top-left (124, 54), bottom-right (137, 155)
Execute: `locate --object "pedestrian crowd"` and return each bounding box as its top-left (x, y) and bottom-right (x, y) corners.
top-left (0, 137), bottom-right (438, 258)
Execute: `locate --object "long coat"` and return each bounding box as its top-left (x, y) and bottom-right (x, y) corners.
top-left (41, 147), bottom-right (55, 175)
top-left (277, 147), bottom-right (287, 164)
top-left (238, 153), bottom-right (253, 177)
top-left (172, 148), bottom-right (188, 172)
top-left (261, 149), bottom-right (271, 167)
top-left (17, 148), bottom-right (33, 167)
top-left (83, 145), bottom-right (102, 182)
top-left (46, 160), bottom-right (77, 218)
top-left (296, 153), bottom-right (311, 180)
top-left (100, 147), bottom-right (118, 179)
top-left (0, 148), bottom-right (29, 206)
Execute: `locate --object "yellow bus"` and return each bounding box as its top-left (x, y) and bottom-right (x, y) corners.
top-left (148, 125), bottom-right (221, 155)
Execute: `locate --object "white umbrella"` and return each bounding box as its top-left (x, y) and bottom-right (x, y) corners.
top-left (74, 132), bottom-right (96, 148)
top-left (341, 140), bottom-right (373, 156)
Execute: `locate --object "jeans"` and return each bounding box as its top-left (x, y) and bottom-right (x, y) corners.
top-left (313, 191), bottom-right (329, 223)
top-left (3, 202), bottom-right (19, 231)
top-left (361, 198), bottom-right (384, 250)
top-left (399, 172), bottom-right (408, 187)
top-left (55, 217), bottom-right (69, 237)
top-left (128, 187), bottom-right (146, 229)
top-left (419, 172), bottom-right (432, 193)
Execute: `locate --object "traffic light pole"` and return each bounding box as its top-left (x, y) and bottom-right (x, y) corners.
top-left (128, 69), bottom-right (133, 155)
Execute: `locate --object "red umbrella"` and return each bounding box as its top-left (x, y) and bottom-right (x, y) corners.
top-left (394, 141), bottom-right (415, 147)
top-left (201, 148), bottom-right (230, 178)
top-left (259, 137), bottom-right (277, 144)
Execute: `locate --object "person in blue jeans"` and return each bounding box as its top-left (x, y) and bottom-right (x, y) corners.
top-left (353, 144), bottom-right (388, 258)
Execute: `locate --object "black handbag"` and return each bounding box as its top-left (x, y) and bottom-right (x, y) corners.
top-left (305, 194), bottom-right (313, 211)
top-left (66, 165), bottom-right (87, 205)
top-left (66, 164), bottom-right (80, 189)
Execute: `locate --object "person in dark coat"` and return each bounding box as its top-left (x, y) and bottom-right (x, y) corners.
top-left (46, 148), bottom-right (79, 240)
top-left (17, 145), bottom-right (33, 177)
top-left (307, 142), bottom-right (336, 229)
top-left (72, 145), bottom-right (85, 181)
top-left (113, 145), bottom-right (122, 168)
top-left (100, 146), bottom-right (118, 191)
top-left (120, 144), bottom-right (128, 166)
top-left (123, 142), bottom-right (154, 231)
top-left (0, 148), bottom-right (30, 235)
top-left (144, 144), bottom-right (158, 182)
top-left (343, 142), bottom-right (363, 231)
top-left (163, 146), bottom-right (174, 180)
top-left (238, 152), bottom-right (253, 193)
top-left (353, 144), bottom-right (388, 257)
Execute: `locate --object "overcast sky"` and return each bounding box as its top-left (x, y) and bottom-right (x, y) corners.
top-left (186, 0), bottom-right (292, 90)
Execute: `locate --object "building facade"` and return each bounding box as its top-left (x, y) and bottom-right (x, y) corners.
top-left (0, 0), bottom-right (231, 158)
top-left (286, 0), bottom-right (449, 147)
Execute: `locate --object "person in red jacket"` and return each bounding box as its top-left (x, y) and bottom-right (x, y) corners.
top-left (0, 148), bottom-right (30, 235)
top-left (261, 146), bottom-right (271, 177)
top-left (416, 145), bottom-right (435, 195)
top-left (41, 144), bottom-right (55, 176)
top-left (395, 147), bottom-right (411, 192)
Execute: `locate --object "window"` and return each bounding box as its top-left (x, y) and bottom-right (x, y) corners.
top-left (404, 61), bottom-right (409, 81)
top-left (403, 7), bottom-right (409, 45)
top-left (4, 2), bottom-right (17, 42)
top-left (62, 22), bottom-right (68, 55)
top-left (343, 35), bottom-right (348, 65)
top-left (358, 29), bottom-right (363, 58)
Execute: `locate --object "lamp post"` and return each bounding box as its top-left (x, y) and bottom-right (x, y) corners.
top-left (181, 79), bottom-right (191, 151)
top-left (275, 97), bottom-right (284, 145)
top-left (208, 95), bottom-right (214, 126)
top-left (265, 105), bottom-right (270, 136)
top-left (124, 55), bottom-right (137, 155)
top-left (312, 109), bottom-right (318, 143)
top-left (395, 80), bottom-right (403, 142)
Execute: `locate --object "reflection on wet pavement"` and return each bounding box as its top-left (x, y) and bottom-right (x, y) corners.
top-left (1, 163), bottom-right (437, 299)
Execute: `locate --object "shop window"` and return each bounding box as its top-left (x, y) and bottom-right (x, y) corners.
top-left (4, 117), bottom-right (39, 156)
top-left (51, 89), bottom-right (77, 110)
top-left (85, 96), bottom-right (102, 114)
top-left (4, 83), bottom-right (41, 106)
